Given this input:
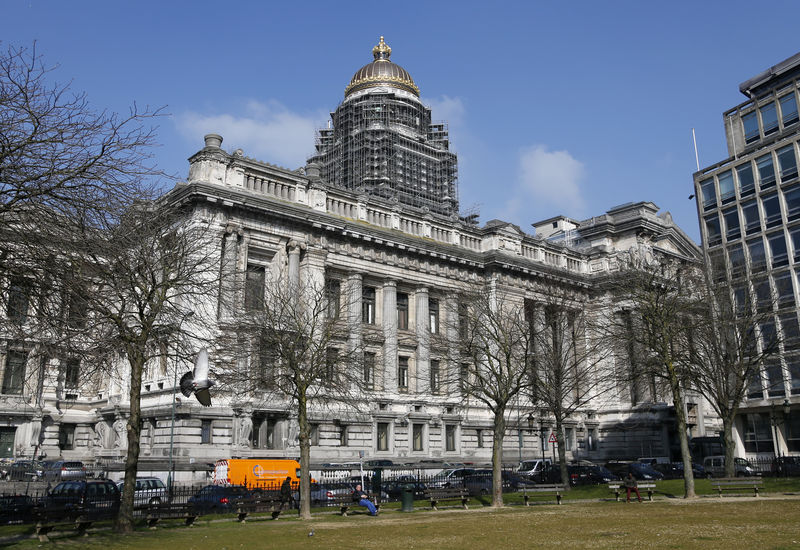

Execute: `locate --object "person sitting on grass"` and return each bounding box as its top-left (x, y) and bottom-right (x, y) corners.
top-left (624, 472), bottom-right (642, 503)
top-left (352, 483), bottom-right (378, 516)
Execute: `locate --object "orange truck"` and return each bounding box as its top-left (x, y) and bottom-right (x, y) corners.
top-left (212, 459), bottom-right (305, 489)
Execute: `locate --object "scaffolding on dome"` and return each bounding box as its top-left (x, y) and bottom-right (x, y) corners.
top-left (309, 92), bottom-right (459, 218)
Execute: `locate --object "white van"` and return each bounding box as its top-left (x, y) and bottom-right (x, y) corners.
top-left (517, 459), bottom-right (552, 478)
top-left (703, 455), bottom-right (757, 478)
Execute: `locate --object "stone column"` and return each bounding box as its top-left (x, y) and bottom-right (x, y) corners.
top-left (415, 287), bottom-right (430, 394)
top-left (382, 281), bottom-right (398, 393)
top-left (445, 292), bottom-right (460, 395)
top-left (287, 240), bottom-right (303, 289)
top-left (346, 273), bottom-right (363, 355)
top-left (219, 223), bottom-right (241, 319)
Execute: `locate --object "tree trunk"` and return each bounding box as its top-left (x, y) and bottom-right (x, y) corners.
top-left (667, 368), bottom-right (696, 498)
top-left (491, 410), bottom-right (506, 507)
top-left (555, 416), bottom-right (569, 489)
top-left (297, 388), bottom-right (311, 520)
top-left (115, 351), bottom-right (144, 533)
top-left (721, 414), bottom-right (737, 478)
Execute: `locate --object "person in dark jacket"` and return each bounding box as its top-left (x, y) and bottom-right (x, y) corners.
top-left (624, 472), bottom-right (642, 503)
top-left (352, 483), bottom-right (378, 516)
top-left (280, 476), bottom-right (294, 508)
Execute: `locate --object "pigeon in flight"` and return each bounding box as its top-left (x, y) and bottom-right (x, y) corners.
top-left (180, 348), bottom-right (215, 406)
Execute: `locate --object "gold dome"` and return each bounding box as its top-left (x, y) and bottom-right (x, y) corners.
top-left (344, 37), bottom-right (420, 98)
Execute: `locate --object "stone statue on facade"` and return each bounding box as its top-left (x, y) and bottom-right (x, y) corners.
top-left (112, 419), bottom-right (126, 449)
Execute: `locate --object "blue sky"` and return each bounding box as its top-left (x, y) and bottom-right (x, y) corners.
top-left (4, 1), bottom-right (800, 243)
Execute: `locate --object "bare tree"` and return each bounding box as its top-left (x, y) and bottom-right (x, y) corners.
top-left (455, 279), bottom-right (533, 507)
top-left (527, 290), bottom-right (613, 489)
top-left (687, 268), bottom-right (780, 477)
top-left (611, 256), bottom-right (698, 498)
top-left (216, 263), bottom-right (362, 520)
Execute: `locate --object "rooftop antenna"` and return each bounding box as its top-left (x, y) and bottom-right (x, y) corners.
top-left (692, 128), bottom-right (700, 172)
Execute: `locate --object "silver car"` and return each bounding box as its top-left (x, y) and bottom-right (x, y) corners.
top-left (116, 477), bottom-right (169, 505)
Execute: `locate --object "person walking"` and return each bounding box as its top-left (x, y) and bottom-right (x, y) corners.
top-left (280, 476), bottom-right (294, 509)
top-left (624, 472), bottom-right (642, 503)
top-left (352, 483), bottom-right (378, 516)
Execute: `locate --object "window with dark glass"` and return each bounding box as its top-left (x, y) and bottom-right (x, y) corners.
top-left (742, 201), bottom-right (761, 234)
top-left (781, 313), bottom-right (800, 349)
top-left (64, 358), bottom-right (80, 388)
top-left (743, 111), bottom-right (760, 144)
top-left (718, 171), bottom-right (734, 204)
top-left (733, 285), bottom-right (748, 315)
top-left (775, 272), bottom-right (795, 308)
top-left (769, 232), bottom-right (789, 267)
top-left (398, 356), bottom-right (408, 390)
top-left (476, 428), bottom-right (484, 448)
top-left (339, 425), bottom-right (348, 446)
top-left (325, 279), bottom-right (341, 319)
top-left (765, 359), bottom-right (785, 397)
top-left (778, 145), bottom-right (798, 182)
top-left (58, 424), bottom-right (75, 450)
top-left (396, 292), bottom-right (409, 330)
top-left (761, 320), bottom-right (777, 350)
top-left (362, 286), bottom-right (376, 324)
top-left (743, 413), bottom-right (772, 452)
top-left (325, 347), bottom-right (338, 382)
top-left (709, 250), bottom-right (725, 282)
top-left (792, 229), bottom-right (800, 261)
top-left (445, 425), bottom-right (456, 452)
top-left (459, 363), bottom-right (469, 392)
top-left (762, 195), bottom-right (782, 228)
top-left (67, 290), bottom-right (87, 329)
top-left (363, 351), bottom-right (375, 389)
top-left (728, 244), bottom-right (746, 277)
top-left (430, 359), bottom-right (440, 393)
top-left (780, 93), bottom-right (799, 127)
top-left (244, 264), bottom-right (265, 312)
top-left (760, 101), bottom-right (779, 136)
top-left (786, 187), bottom-right (800, 222)
top-left (754, 278), bottom-right (771, 311)
top-left (748, 238), bottom-right (766, 269)
top-left (723, 208), bottom-right (740, 241)
top-left (412, 423), bottom-right (424, 451)
top-left (7, 277), bottom-right (30, 325)
top-left (201, 420), bottom-right (213, 444)
top-left (1, 349), bottom-right (27, 395)
top-left (747, 369), bottom-right (764, 400)
top-left (458, 302), bottom-right (468, 338)
top-left (737, 162), bottom-right (755, 197)
top-left (705, 214), bottom-right (721, 246)
top-left (377, 422), bottom-right (389, 451)
top-left (790, 358), bottom-right (800, 396)
top-left (700, 179), bottom-right (716, 210)
top-left (757, 154), bottom-right (776, 189)
top-left (429, 298), bottom-right (439, 334)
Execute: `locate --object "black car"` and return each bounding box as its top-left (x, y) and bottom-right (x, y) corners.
top-left (46, 480), bottom-right (120, 518)
top-left (605, 461), bottom-right (664, 481)
top-left (383, 476), bottom-right (427, 499)
top-left (0, 494), bottom-right (35, 524)
top-left (187, 485), bottom-right (249, 512)
top-left (772, 456), bottom-right (800, 476)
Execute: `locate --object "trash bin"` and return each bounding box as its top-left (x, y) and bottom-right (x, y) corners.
top-left (401, 485), bottom-right (414, 512)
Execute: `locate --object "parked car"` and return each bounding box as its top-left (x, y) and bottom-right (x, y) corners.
top-left (703, 455), bottom-right (757, 478)
top-left (0, 494), bottom-right (35, 524)
top-left (517, 459), bottom-right (552, 480)
top-left (464, 470), bottom-right (537, 495)
top-left (8, 460), bottom-right (44, 481)
top-left (46, 480), bottom-right (120, 517)
top-left (116, 477), bottom-right (169, 505)
top-left (604, 461), bottom-right (664, 481)
top-left (0, 458), bottom-right (14, 480)
top-left (44, 460), bottom-right (86, 481)
top-left (430, 468), bottom-right (476, 488)
top-left (772, 456), bottom-right (800, 476)
top-left (188, 484), bottom-right (249, 512)
top-left (383, 476), bottom-right (428, 499)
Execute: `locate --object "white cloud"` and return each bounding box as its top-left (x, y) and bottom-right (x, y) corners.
top-left (424, 95), bottom-right (465, 129)
top-left (175, 100), bottom-right (323, 169)
top-left (514, 145), bottom-right (586, 216)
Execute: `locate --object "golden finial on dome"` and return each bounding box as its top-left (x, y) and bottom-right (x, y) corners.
top-left (372, 36), bottom-right (391, 61)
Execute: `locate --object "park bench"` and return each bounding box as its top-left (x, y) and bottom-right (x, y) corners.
top-left (140, 502), bottom-right (199, 528)
top-left (608, 482), bottom-right (656, 502)
top-left (329, 493), bottom-right (381, 516)
top-left (34, 506), bottom-right (94, 542)
top-left (520, 484), bottom-right (567, 506)
top-left (234, 493), bottom-right (286, 522)
top-left (710, 477), bottom-right (763, 497)
top-left (424, 487), bottom-right (470, 510)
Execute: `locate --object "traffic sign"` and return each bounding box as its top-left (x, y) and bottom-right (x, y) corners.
top-left (548, 433), bottom-right (558, 444)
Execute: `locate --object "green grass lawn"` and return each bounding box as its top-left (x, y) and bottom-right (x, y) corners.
top-left (3, 491), bottom-right (800, 550)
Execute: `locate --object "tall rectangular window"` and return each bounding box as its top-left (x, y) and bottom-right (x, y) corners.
top-left (1, 349), bottom-right (27, 395)
top-left (737, 162), bottom-right (755, 197)
top-left (742, 201), bottom-right (761, 235)
top-left (64, 358), bottom-right (80, 388)
top-left (325, 279), bottom-right (341, 319)
top-left (747, 369), bottom-right (764, 400)
top-left (377, 422), bottom-right (389, 451)
top-left (728, 244), bottom-right (746, 278)
top-left (458, 302), bottom-right (468, 339)
top-left (754, 278), bottom-right (771, 311)
top-left (6, 277), bottom-right (30, 325)
top-left (781, 313), bottom-right (800, 349)
top-left (777, 145), bottom-right (798, 182)
top-left (765, 359), bottom-right (785, 397)
top-left (723, 208), bottom-right (741, 241)
top-left (718, 171), bottom-right (735, 203)
top-left (412, 423), bottom-right (424, 451)
top-left (58, 424), bottom-right (75, 450)
top-left (362, 287), bottom-right (376, 324)
top-left (363, 351), bottom-right (375, 389)
top-left (780, 93), bottom-right (799, 127)
top-left (396, 292), bottom-right (409, 330)
top-left (587, 428), bottom-right (598, 451)
top-left (775, 272), bottom-right (795, 308)
top-left (700, 179), bottom-right (717, 211)
top-left (430, 359), bottom-right (440, 394)
top-left (565, 427), bottom-right (574, 451)
top-left (325, 347), bottom-right (339, 382)
top-left (762, 195), bottom-right (782, 228)
top-left (761, 101), bottom-right (779, 136)
top-left (429, 298), bottom-right (440, 334)
top-left (476, 429), bottom-right (484, 448)
top-left (769, 232), bottom-right (789, 268)
top-left (743, 413), bottom-right (773, 452)
top-left (705, 215), bottom-right (721, 246)
top-left (757, 154), bottom-right (776, 189)
top-left (201, 420), bottom-right (213, 444)
top-left (789, 358), bottom-right (800, 396)
top-left (445, 425), bottom-right (456, 452)
top-left (398, 356), bottom-right (408, 391)
top-left (743, 111), bottom-right (760, 144)
top-left (786, 188), bottom-right (800, 222)
top-left (459, 363), bottom-right (470, 393)
top-left (339, 425), bottom-right (348, 447)
top-left (244, 264), bottom-right (265, 311)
